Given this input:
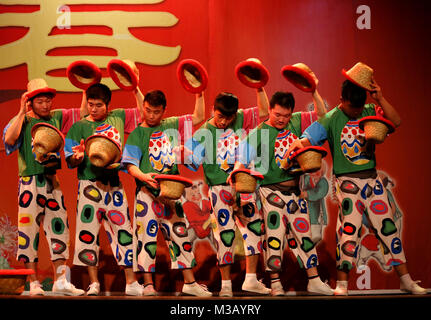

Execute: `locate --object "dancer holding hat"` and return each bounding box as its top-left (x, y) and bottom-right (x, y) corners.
top-left (121, 87), bottom-right (211, 296)
top-left (234, 84), bottom-right (332, 296)
top-left (65, 82), bottom-right (144, 296)
top-left (184, 58), bottom-right (272, 297)
top-left (288, 62), bottom-right (426, 295)
top-left (3, 78), bottom-right (88, 296)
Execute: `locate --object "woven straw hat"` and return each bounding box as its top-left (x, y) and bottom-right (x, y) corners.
top-left (281, 63), bottom-right (317, 92)
top-left (358, 116), bottom-right (395, 144)
top-left (67, 60), bottom-right (102, 90)
top-left (85, 124), bottom-right (122, 168)
top-left (26, 79), bottom-right (56, 99)
top-left (177, 59), bottom-right (208, 94)
top-left (31, 122), bottom-right (65, 163)
top-left (0, 269), bottom-right (34, 294)
top-left (342, 62), bottom-right (374, 91)
top-left (235, 58), bottom-right (269, 89)
top-left (107, 59), bottom-right (139, 91)
top-left (289, 146), bottom-right (327, 173)
top-left (155, 174), bottom-right (193, 200)
top-left (229, 168), bottom-right (264, 193)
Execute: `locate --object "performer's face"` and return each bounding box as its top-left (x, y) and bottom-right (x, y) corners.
top-left (268, 104), bottom-right (292, 129)
top-left (87, 98), bottom-right (108, 122)
top-left (31, 94), bottom-right (53, 119)
top-left (340, 99), bottom-right (364, 119)
top-left (143, 102), bottom-right (165, 127)
top-left (212, 110), bottom-right (236, 129)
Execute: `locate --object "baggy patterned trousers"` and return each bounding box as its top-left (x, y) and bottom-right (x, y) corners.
top-left (335, 174), bottom-right (406, 271)
top-left (133, 187), bottom-right (196, 272)
top-left (17, 174), bottom-right (69, 263)
top-left (259, 186), bottom-right (319, 272)
top-left (209, 185), bottom-right (264, 266)
top-left (73, 179), bottom-right (133, 267)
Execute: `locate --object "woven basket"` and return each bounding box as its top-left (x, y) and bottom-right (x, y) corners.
top-left (235, 172), bottom-right (257, 193)
top-left (159, 180), bottom-right (186, 200)
top-left (0, 274), bottom-right (27, 295)
top-left (33, 126), bottom-right (63, 155)
top-left (296, 150), bottom-right (324, 173)
top-left (363, 121), bottom-right (389, 144)
top-left (86, 137), bottom-right (120, 167)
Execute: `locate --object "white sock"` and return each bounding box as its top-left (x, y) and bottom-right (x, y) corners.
top-left (400, 273), bottom-right (413, 286)
top-left (221, 280), bottom-right (232, 289)
top-left (245, 273), bottom-right (257, 282)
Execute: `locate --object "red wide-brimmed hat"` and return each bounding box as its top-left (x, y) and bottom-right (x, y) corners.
top-left (342, 62), bottom-right (374, 91)
top-left (288, 146), bottom-right (327, 174)
top-left (235, 58), bottom-right (269, 89)
top-left (66, 60), bottom-right (102, 90)
top-left (289, 146), bottom-right (327, 161)
top-left (85, 124), bottom-right (122, 167)
top-left (358, 116), bottom-right (395, 134)
top-left (281, 63), bottom-right (317, 92)
top-left (177, 59), bottom-right (208, 94)
top-left (107, 59), bottom-right (139, 91)
top-left (25, 79), bottom-right (56, 99)
top-left (229, 168), bottom-right (264, 182)
top-left (154, 174), bottom-right (193, 187)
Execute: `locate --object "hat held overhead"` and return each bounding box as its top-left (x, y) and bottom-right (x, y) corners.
top-left (281, 63), bottom-right (317, 92)
top-left (342, 62), bottom-right (374, 91)
top-left (177, 59), bottom-right (208, 94)
top-left (66, 60), bottom-right (102, 90)
top-left (235, 58), bottom-right (269, 89)
top-left (25, 78), bottom-right (56, 99)
top-left (107, 59), bottom-right (139, 91)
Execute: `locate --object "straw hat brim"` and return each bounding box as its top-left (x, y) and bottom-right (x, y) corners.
top-left (154, 174), bottom-right (193, 187)
top-left (235, 60), bottom-right (269, 88)
top-left (358, 116), bottom-right (395, 134)
top-left (67, 60), bottom-right (102, 90)
top-left (289, 146), bottom-right (327, 161)
top-left (107, 59), bottom-right (139, 91)
top-left (177, 59), bottom-right (208, 94)
top-left (84, 134), bottom-right (122, 163)
top-left (26, 87), bottom-right (57, 100)
top-left (281, 65), bottom-right (317, 92)
top-left (229, 168), bottom-right (264, 182)
top-left (341, 69), bottom-right (374, 91)
top-left (30, 122), bottom-right (65, 148)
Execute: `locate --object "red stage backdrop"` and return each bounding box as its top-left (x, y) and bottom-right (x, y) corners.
top-left (0, 0), bottom-right (429, 293)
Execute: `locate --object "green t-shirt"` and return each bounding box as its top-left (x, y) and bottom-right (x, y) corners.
top-left (4, 110), bottom-right (64, 177)
top-left (302, 104), bottom-right (377, 175)
top-left (239, 112), bottom-right (303, 185)
top-left (65, 109), bottom-right (126, 180)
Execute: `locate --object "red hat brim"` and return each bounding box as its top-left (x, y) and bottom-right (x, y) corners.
top-left (107, 59), bottom-right (139, 91)
top-left (66, 60), bottom-right (102, 90)
top-left (358, 116), bottom-right (395, 134)
top-left (289, 146), bottom-right (327, 161)
top-left (341, 69), bottom-right (373, 91)
top-left (177, 59), bottom-right (208, 94)
top-left (281, 65), bottom-right (316, 92)
top-left (26, 87), bottom-right (57, 100)
top-left (0, 268), bottom-right (35, 276)
top-left (235, 60), bottom-right (269, 89)
top-left (31, 122), bottom-right (65, 147)
top-left (84, 134), bottom-right (122, 156)
top-left (230, 168), bottom-right (264, 181)
top-left (154, 174), bottom-right (193, 187)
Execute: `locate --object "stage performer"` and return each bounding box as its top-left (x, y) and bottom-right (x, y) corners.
top-left (121, 89), bottom-right (212, 297)
top-left (3, 78), bottom-right (87, 296)
top-left (287, 62), bottom-right (426, 295)
top-left (65, 83), bottom-right (144, 296)
top-left (235, 86), bottom-right (333, 296)
top-left (185, 83), bottom-right (272, 297)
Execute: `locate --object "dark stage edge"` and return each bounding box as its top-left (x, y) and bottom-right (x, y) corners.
top-left (1, 291), bottom-right (430, 318)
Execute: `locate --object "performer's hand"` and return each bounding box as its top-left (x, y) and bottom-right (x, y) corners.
top-left (286, 139), bottom-right (304, 156)
top-left (72, 139), bottom-right (85, 161)
top-left (369, 77), bottom-right (383, 102)
top-left (299, 191), bottom-right (308, 199)
top-left (19, 93), bottom-right (30, 116)
top-left (309, 71), bottom-right (319, 89)
top-left (141, 172), bottom-right (159, 189)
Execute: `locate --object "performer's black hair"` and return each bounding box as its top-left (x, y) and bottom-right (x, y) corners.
top-left (270, 91), bottom-right (295, 110)
top-left (213, 92), bottom-right (239, 117)
top-left (144, 90), bottom-right (167, 109)
top-left (341, 80), bottom-right (367, 108)
top-left (86, 83), bottom-right (112, 106)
